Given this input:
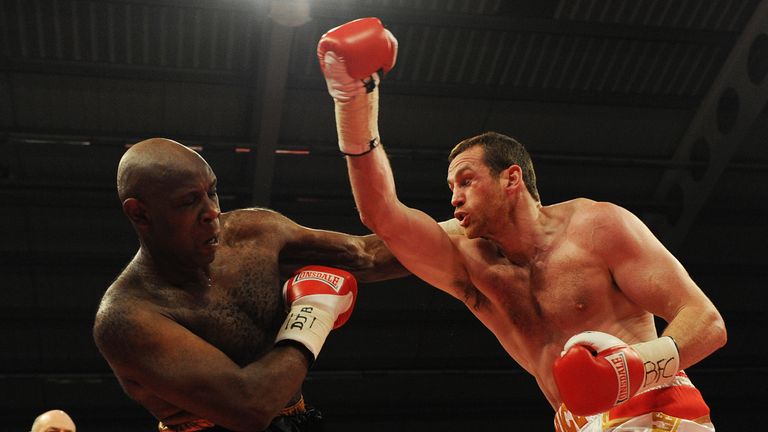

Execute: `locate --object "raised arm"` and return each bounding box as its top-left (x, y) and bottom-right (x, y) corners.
top-left (317, 18), bottom-right (470, 295)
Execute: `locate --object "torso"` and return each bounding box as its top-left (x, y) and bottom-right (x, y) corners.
top-left (171, 239), bottom-right (286, 366)
top-left (96, 210), bottom-right (296, 422)
top-left (451, 198), bottom-right (657, 408)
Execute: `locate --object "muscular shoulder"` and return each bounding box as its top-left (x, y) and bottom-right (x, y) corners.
top-left (93, 276), bottom-right (165, 361)
top-left (221, 207), bottom-right (284, 230)
top-left (567, 199), bottom-right (647, 257)
top-left (568, 199), bottom-right (625, 225)
top-left (220, 208), bottom-right (296, 245)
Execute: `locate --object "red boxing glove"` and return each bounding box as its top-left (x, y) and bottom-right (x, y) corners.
top-left (552, 331), bottom-right (680, 416)
top-left (317, 17), bottom-right (398, 156)
top-left (318, 17), bottom-right (398, 85)
top-left (275, 266), bottom-right (358, 359)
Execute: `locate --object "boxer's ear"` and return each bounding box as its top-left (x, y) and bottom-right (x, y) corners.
top-left (503, 165), bottom-right (522, 189)
top-left (123, 198), bottom-right (150, 227)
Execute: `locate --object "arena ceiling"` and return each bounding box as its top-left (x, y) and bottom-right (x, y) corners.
top-left (2, 0), bottom-right (767, 429)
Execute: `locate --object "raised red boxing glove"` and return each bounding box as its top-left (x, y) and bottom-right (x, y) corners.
top-left (317, 17), bottom-right (398, 156)
top-left (552, 331), bottom-right (680, 416)
top-left (318, 17), bottom-right (397, 82)
top-left (275, 265), bottom-right (358, 359)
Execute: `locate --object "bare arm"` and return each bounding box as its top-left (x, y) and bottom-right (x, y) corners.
top-left (595, 203), bottom-right (727, 369)
top-left (343, 96), bottom-right (469, 297)
top-left (278, 214), bottom-right (464, 282)
top-left (317, 20), bottom-right (468, 296)
top-left (94, 302), bottom-right (309, 431)
top-left (279, 224), bottom-right (411, 282)
top-left (224, 208), bottom-right (409, 282)
top-left (439, 217), bottom-right (465, 236)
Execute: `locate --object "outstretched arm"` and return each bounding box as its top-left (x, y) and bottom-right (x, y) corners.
top-left (346, 135), bottom-right (469, 293)
top-left (278, 216), bottom-right (410, 282)
top-left (223, 208), bottom-right (461, 284)
top-left (222, 207), bottom-right (407, 282)
top-left (318, 18), bottom-right (470, 296)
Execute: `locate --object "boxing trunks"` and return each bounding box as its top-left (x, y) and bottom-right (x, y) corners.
top-left (554, 372), bottom-right (715, 432)
top-left (158, 396), bottom-right (323, 432)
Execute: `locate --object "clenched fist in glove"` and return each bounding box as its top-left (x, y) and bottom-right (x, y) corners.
top-left (317, 17), bottom-right (398, 156)
top-left (552, 331), bottom-right (680, 416)
top-left (275, 265), bottom-right (358, 360)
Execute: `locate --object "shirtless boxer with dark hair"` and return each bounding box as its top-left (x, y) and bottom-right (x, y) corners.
top-left (318, 18), bottom-right (727, 431)
top-left (93, 138), bottom-right (409, 432)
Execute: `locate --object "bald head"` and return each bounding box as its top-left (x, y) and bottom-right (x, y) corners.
top-left (30, 409), bottom-right (76, 432)
top-left (117, 138), bottom-right (212, 202)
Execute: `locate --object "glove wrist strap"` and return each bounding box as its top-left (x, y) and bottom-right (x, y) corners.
top-left (275, 304), bottom-right (335, 360)
top-left (632, 336), bottom-right (681, 392)
top-left (341, 137), bottom-right (379, 157)
top-left (335, 88), bottom-right (380, 155)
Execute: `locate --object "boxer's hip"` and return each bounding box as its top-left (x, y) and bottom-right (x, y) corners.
top-left (158, 396), bottom-right (322, 432)
top-left (554, 371), bottom-right (714, 432)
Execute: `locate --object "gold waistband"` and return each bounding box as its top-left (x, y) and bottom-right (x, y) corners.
top-left (158, 419), bottom-right (215, 432)
top-left (279, 395), bottom-right (306, 417)
top-left (157, 396), bottom-right (307, 432)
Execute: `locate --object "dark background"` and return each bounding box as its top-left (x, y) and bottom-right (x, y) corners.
top-left (2, 0), bottom-right (767, 430)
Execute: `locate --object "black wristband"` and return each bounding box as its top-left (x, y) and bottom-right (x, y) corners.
top-left (363, 69), bottom-right (382, 93)
top-left (666, 335), bottom-right (680, 355)
top-left (341, 137), bottom-right (379, 157)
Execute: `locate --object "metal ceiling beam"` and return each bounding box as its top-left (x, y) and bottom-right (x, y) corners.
top-left (309, 5), bottom-right (739, 45)
top-left (645, 0), bottom-right (768, 251)
top-left (248, 2), bottom-right (308, 207)
top-left (288, 77), bottom-right (702, 109)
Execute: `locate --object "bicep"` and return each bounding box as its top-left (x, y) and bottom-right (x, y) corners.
top-left (599, 207), bottom-right (709, 322)
top-left (278, 219), bottom-right (376, 273)
top-left (276, 210), bottom-right (412, 282)
top-left (375, 202), bottom-right (469, 295)
top-left (232, 209), bottom-right (366, 273)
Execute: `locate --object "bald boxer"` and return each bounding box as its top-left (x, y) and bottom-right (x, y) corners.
top-left (319, 18), bottom-right (727, 431)
top-left (30, 409), bottom-right (76, 432)
top-left (93, 138), bottom-right (410, 432)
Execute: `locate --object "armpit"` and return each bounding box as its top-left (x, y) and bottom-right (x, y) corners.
top-left (459, 281), bottom-right (489, 312)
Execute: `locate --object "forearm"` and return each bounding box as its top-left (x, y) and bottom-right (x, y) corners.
top-left (227, 344), bottom-right (310, 430)
top-left (661, 304), bottom-right (726, 370)
top-left (344, 116), bottom-right (402, 234)
top-left (321, 18), bottom-right (403, 248)
top-left (352, 234), bottom-right (410, 282)
top-left (159, 345), bottom-right (310, 431)
top-left (248, 344), bottom-right (311, 403)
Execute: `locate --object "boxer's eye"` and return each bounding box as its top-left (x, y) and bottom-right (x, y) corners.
top-left (180, 194), bottom-right (198, 207)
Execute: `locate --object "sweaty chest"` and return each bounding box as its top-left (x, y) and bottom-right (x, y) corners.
top-left (179, 247), bottom-right (286, 366)
top-left (470, 245), bottom-right (614, 336)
